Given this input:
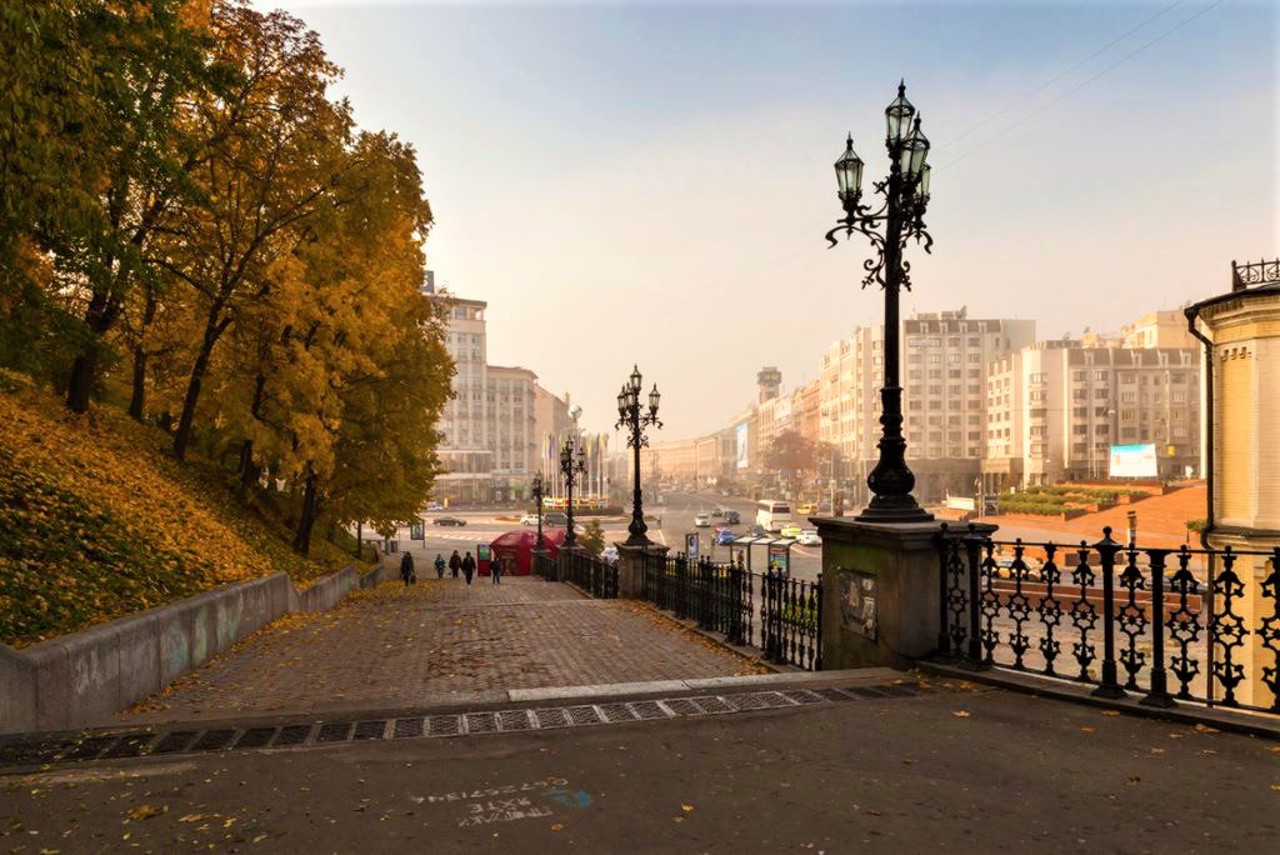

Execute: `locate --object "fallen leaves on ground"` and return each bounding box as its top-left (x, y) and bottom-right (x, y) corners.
top-left (125, 804), bottom-right (167, 821)
top-left (952, 710), bottom-right (971, 718)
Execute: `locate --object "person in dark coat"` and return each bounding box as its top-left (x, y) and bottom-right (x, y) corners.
top-left (492, 557), bottom-right (503, 585)
top-left (462, 551), bottom-right (476, 585)
top-left (449, 550), bottom-right (462, 579)
top-left (399, 550), bottom-right (415, 587)
top-left (434, 553), bottom-right (446, 580)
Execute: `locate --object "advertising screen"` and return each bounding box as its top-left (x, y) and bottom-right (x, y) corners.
top-left (1109, 443), bottom-right (1158, 478)
top-left (736, 423), bottom-right (749, 470)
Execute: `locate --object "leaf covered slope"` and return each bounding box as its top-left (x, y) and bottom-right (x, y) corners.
top-left (0, 388), bottom-right (352, 648)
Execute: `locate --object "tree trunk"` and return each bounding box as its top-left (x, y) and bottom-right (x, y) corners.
top-left (173, 303), bottom-right (229, 461)
top-left (293, 466), bottom-right (320, 556)
top-left (128, 289), bottom-right (160, 421)
top-left (66, 288), bottom-right (119, 413)
top-left (237, 439), bottom-right (259, 499)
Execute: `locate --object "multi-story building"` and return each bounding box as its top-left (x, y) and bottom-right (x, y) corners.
top-left (485, 365), bottom-right (537, 501)
top-left (983, 319), bottom-right (1201, 492)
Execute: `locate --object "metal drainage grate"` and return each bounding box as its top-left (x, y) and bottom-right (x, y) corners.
top-left (353, 720), bottom-right (387, 741)
top-left (273, 725), bottom-right (313, 747)
top-left (534, 708), bottom-right (571, 729)
top-left (427, 715), bottom-right (461, 737)
top-left (0, 682), bottom-right (929, 770)
top-left (316, 722), bottom-right (354, 743)
top-left (498, 710), bottom-right (532, 731)
top-left (393, 718), bottom-right (424, 740)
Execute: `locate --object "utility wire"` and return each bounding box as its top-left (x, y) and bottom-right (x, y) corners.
top-left (948, 0), bottom-right (1189, 148)
top-left (941, 0), bottom-right (1224, 168)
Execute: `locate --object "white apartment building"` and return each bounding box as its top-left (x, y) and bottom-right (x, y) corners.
top-left (819, 309), bottom-right (1035, 504)
top-left (983, 312), bottom-right (1201, 492)
top-left (486, 365), bottom-right (538, 501)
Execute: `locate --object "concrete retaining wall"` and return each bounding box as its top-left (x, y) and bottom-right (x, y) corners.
top-left (0, 563), bottom-right (369, 735)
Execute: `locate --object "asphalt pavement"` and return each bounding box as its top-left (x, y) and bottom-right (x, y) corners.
top-left (3, 674), bottom-right (1276, 854)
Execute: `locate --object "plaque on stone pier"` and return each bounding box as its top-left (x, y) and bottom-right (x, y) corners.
top-left (839, 569), bottom-right (877, 640)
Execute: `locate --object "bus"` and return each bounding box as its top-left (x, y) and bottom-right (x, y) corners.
top-left (755, 499), bottom-right (792, 533)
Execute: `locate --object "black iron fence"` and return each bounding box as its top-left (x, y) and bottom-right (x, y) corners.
top-left (532, 550), bottom-right (556, 581)
top-left (640, 551), bottom-right (821, 671)
top-left (561, 549), bottom-right (619, 599)
top-left (936, 523), bottom-right (1280, 714)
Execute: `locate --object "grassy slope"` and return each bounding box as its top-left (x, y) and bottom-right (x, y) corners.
top-left (0, 388), bottom-right (359, 648)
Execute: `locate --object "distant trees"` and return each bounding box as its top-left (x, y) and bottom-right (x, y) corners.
top-left (0, 1), bottom-right (453, 556)
top-left (764, 430), bottom-right (817, 477)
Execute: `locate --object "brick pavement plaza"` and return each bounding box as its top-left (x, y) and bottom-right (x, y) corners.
top-left (118, 577), bottom-right (767, 724)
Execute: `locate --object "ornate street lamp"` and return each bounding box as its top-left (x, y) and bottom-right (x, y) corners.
top-left (615, 365), bottom-right (662, 546)
top-left (530, 472), bottom-right (546, 550)
top-left (559, 437), bottom-right (586, 547)
top-left (825, 80), bottom-right (935, 523)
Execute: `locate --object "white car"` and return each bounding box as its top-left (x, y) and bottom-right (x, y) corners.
top-left (797, 529), bottom-right (822, 546)
top-left (694, 513), bottom-right (711, 527)
top-left (520, 513), bottom-right (539, 526)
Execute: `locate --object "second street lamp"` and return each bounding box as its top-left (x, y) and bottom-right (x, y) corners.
top-left (825, 80), bottom-right (935, 524)
top-left (616, 365), bottom-right (662, 546)
top-left (530, 472), bottom-right (546, 551)
top-left (559, 437), bottom-right (586, 547)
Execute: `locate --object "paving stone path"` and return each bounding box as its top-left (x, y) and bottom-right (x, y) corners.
top-left (119, 577), bottom-right (767, 724)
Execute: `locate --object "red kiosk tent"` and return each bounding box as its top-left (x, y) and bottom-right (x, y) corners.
top-left (487, 528), bottom-right (567, 576)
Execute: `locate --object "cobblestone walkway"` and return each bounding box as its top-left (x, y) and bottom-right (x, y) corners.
top-left (119, 578), bottom-right (766, 724)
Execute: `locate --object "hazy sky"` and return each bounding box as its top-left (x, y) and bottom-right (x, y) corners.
top-left (271, 0), bottom-right (1277, 440)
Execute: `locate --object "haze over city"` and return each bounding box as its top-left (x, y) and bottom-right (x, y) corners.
top-left (228, 1), bottom-right (1275, 438)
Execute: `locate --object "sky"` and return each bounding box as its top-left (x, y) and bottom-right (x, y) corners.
top-left (269, 0), bottom-right (1278, 440)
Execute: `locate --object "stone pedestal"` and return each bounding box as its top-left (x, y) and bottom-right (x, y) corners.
top-left (616, 541), bottom-right (668, 599)
top-left (812, 516), bottom-right (997, 670)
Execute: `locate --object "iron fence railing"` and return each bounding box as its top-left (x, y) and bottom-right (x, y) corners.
top-left (936, 523), bottom-right (1280, 714)
top-left (561, 549), bottom-right (618, 599)
top-left (533, 550), bottom-right (556, 581)
top-left (640, 551), bottom-right (821, 671)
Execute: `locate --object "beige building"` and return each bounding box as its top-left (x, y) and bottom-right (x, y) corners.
top-left (983, 316), bottom-right (1201, 493)
top-left (1186, 258), bottom-right (1280, 711)
top-left (485, 365), bottom-right (538, 501)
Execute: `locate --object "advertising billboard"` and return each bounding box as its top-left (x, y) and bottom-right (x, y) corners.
top-left (735, 422), bottom-right (749, 470)
top-left (1109, 443), bottom-right (1158, 478)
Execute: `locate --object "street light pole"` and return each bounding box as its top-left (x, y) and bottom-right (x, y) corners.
top-left (559, 438), bottom-right (586, 547)
top-left (825, 81), bottom-right (935, 523)
top-left (531, 472), bottom-right (546, 551)
top-left (616, 365), bottom-right (662, 546)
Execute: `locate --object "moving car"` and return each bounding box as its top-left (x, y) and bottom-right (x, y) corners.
top-left (795, 503), bottom-right (816, 516)
top-left (544, 511), bottom-right (569, 527)
top-left (433, 516), bottom-right (466, 527)
top-left (714, 528), bottom-right (737, 546)
top-left (519, 513), bottom-right (539, 526)
top-left (711, 507), bottom-right (724, 517)
top-left (694, 513), bottom-right (711, 527)
top-left (797, 528), bottom-right (821, 546)
top-left (723, 510), bottom-right (741, 525)
top-left (779, 523), bottom-right (802, 539)
top-left (426, 502), bottom-right (444, 512)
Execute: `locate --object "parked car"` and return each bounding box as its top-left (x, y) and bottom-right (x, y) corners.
top-left (797, 528), bottom-right (822, 546)
top-left (544, 511), bottom-right (568, 527)
top-left (779, 523), bottom-right (802, 539)
top-left (711, 507), bottom-right (724, 517)
top-left (519, 513), bottom-right (539, 526)
top-left (426, 502), bottom-right (444, 512)
top-left (723, 510), bottom-right (741, 525)
top-left (433, 516), bottom-right (466, 527)
top-left (694, 513), bottom-right (711, 527)
top-left (714, 528), bottom-right (737, 546)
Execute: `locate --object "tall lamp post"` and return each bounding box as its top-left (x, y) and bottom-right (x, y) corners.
top-left (531, 472), bottom-right (546, 550)
top-left (559, 437), bottom-right (586, 547)
top-left (616, 365), bottom-right (662, 546)
top-left (825, 81), bottom-right (935, 523)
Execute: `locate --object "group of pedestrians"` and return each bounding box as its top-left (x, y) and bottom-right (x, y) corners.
top-left (400, 548), bottom-right (492, 586)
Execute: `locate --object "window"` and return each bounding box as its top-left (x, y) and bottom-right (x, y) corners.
top-left (928, 354), bottom-right (941, 364)
top-left (928, 369), bottom-right (942, 379)
top-left (968, 369), bottom-right (982, 378)
top-left (1073, 370), bottom-right (1087, 381)
top-left (948, 369), bottom-right (963, 379)
top-left (1031, 373), bottom-right (1047, 383)
top-left (968, 353), bottom-right (982, 362)
top-left (1095, 370), bottom-right (1108, 381)
top-left (908, 353), bottom-right (922, 363)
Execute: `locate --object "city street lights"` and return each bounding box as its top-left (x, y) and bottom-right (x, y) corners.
top-left (825, 80), bottom-right (934, 524)
top-left (530, 472), bottom-right (546, 550)
top-left (559, 437), bottom-right (586, 547)
top-left (616, 365), bottom-right (662, 546)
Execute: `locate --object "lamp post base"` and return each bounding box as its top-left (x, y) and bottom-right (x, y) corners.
top-left (854, 495), bottom-right (935, 524)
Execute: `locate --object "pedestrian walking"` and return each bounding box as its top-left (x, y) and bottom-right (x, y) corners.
top-left (434, 553), bottom-right (446, 580)
top-left (462, 551), bottom-right (476, 586)
top-left (492, 558), bottom-right (502, 585)
top-left (449, 550), bottom-right (462, 579)
top-left (399, 550), bottom-right (415, 587)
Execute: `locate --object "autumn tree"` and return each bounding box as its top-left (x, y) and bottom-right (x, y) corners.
top-left (764, 430), bottom-right (817, 476)
top-left (147, 3), bottom-right (351, 460)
